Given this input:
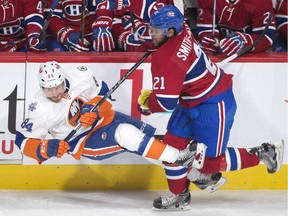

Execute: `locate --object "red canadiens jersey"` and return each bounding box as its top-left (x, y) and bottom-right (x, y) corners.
top-left (44, 0), bottom-right (99, 39)
top-left (148, 24), bottom-right (233, 113)
top-left (197, 0), bottom-right (276, 53)
top-left (0, 0), bottom-right (44, 49)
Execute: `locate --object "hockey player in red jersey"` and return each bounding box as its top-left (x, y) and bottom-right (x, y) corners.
top-left (0, 0), bottom-right (47, 52)
top-left (137, 5), bottom-right (284, 210)
top-left (94, 0), bottom-right (174, 51)
top-left (196, 0), bottom-right (276, 56)
top-left (15, 61), bottom-right (206, 173)
top-left (43, 0), bottom-right (129, 52)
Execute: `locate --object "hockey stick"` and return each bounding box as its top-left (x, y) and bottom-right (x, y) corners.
top-left (212, 0), bottom-right (217, 38)
top-left (80, 0), bottom-right (85, 43)
top-left (64, 51), bottom-right (152, 142)
top-left (41, 0), bottom-right (59, 38)
top-left (129, 11), bottom-right (139, 40)
top-left (217, 11), bottom-right (272, 68)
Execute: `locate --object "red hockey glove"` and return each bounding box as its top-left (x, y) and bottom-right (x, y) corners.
top-left (119, 26), bottom-right (154, 51)
top-left (200, 36), bottom-right (219, 54)
top-left (118, 17), bottom-right (155, 51)
top-left (27, 34), bottom-right (47, 53)
top-left (0, 40), bottom-right (17, 52)
top-left (220, 32), bottom-right (253, 56)
top-left (57, 27), bottom-right (89, 52)
top-left (137, 89), bottom-right (151, 115)
top-left (96, 0), bottom-right (130, 10)
top-left (37, 139), bottom-right (70, 160)
top-left (92, 16), bottom-right (114, 52)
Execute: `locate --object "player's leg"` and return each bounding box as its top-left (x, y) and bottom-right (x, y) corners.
top-left (114, 123), bottom-right (199, 166)
top-left (187, 88), bottom-right (237, 192)
top-left (200, 140), bottom-right (284, 174)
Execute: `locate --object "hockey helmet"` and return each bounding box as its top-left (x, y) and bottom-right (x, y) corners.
top-left (150, 5), bottom-right (184, 36)
top-left (38, 61), bottom-right (65, 88)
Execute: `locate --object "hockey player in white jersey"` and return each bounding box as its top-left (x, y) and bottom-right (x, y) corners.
top-left (15, 61), bottom-right (206, 169)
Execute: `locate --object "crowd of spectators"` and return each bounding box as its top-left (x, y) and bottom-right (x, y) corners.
top-left (0, 0), bottom-right (287, 54)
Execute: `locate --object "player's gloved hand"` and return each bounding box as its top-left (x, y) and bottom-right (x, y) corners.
top-left (220, 32), bottom-right (253, 56)
top-left (0, 40), bottom-right (17, 52)
top-left (57, 27), bottom-right (89, 52)
top-left (200, 36), bottom-right (219, 54)
top-left (119, 26), bottom-right (152, 51)
top-left (95, 0), bottom-right (130, 10)
top-left (92, 16), bottom-right (115, 52)
top-left (37, 139), bottom-right (70, 160)
top-left (137, 89), bottom-right (151, 115)
top-left (119, 17), bottom-right (155, 51)
top-left (80, 104), bottom-right (99, 127)
top-left (27, 34), bottom-right (47, 53)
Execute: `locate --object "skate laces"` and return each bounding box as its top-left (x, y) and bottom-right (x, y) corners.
top-left (160, 194), bottom-right (178, 206)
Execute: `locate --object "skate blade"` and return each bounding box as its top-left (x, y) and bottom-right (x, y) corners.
top-left (205, 176), bottom-right (227, 193)
top-left (275, 140), bottom-right (284, 172)
top-left (152, 204), bottom-right (191, 211)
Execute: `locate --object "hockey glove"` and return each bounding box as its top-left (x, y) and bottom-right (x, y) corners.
top-left (95, 0), bottom-right (130, 10)
top-left (57, 27), bottom-right (89, 52)
top-left (80, 104), bottom-right (99, 127)
top-left (0, 40), bottom-right (17, 52)
top-left (37, 139), bottom-right (70, 160)
top-left (119, 17), bottom-right (155, 51)
top-left (27, 34), bottom-right (47, 53)
top-left (137, 89), bottom-right (151, 115)
top-left (200, 36), bottom-right (219, 54)
top-left (220, 32), bottom-right (253, 56)
top-left (92, 16), bottom-right (114, 52)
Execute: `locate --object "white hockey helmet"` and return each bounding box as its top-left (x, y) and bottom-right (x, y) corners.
top-left (38, 61), bottom-right (65, 88)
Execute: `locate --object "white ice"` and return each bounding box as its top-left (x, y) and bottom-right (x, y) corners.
top-left (0, 190), bottom-right (287, 216)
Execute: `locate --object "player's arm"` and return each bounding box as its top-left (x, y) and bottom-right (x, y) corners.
top-left (14, 103), bottom-right (69, 164)
top-left (24, 0), bottom-right (47, 52)
top-left (248, 1), bottom-right (276, 52)
top-left (15, 131), bottom-right (70, 164)
top-left (138, 62), bottom-right (184, 114)
top-left (79, 96), bottom-right (115, 127)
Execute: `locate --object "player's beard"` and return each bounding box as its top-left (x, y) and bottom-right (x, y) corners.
top-left (153, 36), bottom-right (168, 48)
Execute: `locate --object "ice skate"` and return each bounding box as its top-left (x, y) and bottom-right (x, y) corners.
top-left (153, 188), bottom-right (191, 210)
top-left (191, 172), bottom-right (227, 193)
top-left (249, 140), bottom-right (284, 173)
top-left (174, 141), bottom-right (207, 169)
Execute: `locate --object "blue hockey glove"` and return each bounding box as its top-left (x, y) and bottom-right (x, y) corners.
top-left (36, 139), bottom-right (70, 160)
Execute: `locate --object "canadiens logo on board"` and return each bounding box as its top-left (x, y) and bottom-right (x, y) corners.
top-left (101, 132), bottom-right (107, 140)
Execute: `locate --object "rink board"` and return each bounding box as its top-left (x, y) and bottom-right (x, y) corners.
top-left (0, 52), bottom-right (287, 190)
